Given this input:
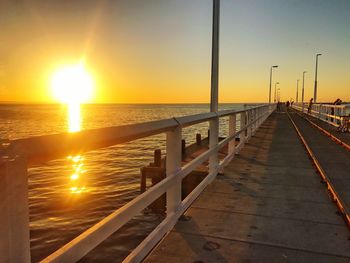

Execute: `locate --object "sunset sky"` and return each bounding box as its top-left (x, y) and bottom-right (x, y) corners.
top-left (1, 0), bottom-right (350, 103)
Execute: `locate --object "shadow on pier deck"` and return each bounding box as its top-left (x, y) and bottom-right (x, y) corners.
top-left (145, 110), bottom-right (350, 262)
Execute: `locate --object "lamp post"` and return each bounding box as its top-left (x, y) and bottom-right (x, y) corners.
top-left (269, 65), bottom-right (278, 103)
top-left (296, 79), bottom-right (299, 103)
top-left (210, 0), bottom-right (220, 112)
top-left (274, 82), bottom-right (279, 103)
top-left (313, 53), bottom-right (322, 103)
top-left (209, 0), bottom-right (220, 177)
top-left (302, 71), bottom-right (306, 113)
top-left (277, 88), bottom-right (281, 102)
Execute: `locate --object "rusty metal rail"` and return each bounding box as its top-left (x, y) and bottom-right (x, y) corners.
top-left (292, 109), bottom-right (350, 152)
top-left (287, 111), bottom-right (350, 229)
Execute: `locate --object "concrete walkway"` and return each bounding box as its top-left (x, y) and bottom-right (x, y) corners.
top-left (145, 111), bottom-right (350, 263)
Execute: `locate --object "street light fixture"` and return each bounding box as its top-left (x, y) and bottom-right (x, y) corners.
top-left (314, 53), bottom-right (322, 103)
top-left (269, 65), bottom-right (278, 103)
top-left (302, 71), bottom-right (307, 113)
top-left (274, 82), bottom-right (280, 103)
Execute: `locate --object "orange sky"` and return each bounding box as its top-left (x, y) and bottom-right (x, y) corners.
top-left (1, 1), bottom-right (350, 104)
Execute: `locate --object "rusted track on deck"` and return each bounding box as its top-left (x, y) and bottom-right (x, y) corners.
top-left (287, 111), bottom-right (350, 229)
top-left (292, 109), bottom-right (350, 152)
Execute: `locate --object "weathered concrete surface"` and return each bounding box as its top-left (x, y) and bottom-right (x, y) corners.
top-left (145, 111), bottom-right (350, 263)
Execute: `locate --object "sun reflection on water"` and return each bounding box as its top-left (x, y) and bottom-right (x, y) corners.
top-left (67, 104), bottom-right (88, 195)
top-left (67, 155), bottom-right (88, 195)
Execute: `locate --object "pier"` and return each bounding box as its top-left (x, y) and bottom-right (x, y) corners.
top-left (2, 0), bottom-right (350, 261)
top-left (146, 107), bottom-right (350, 262)
top-left (1, 103), bottom-right (350, 262)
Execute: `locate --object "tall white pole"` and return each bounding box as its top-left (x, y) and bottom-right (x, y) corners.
top-left (302, 71), bottom-right (306, 113)
top-left (209, 0), bottom-right (220, 176)
top-left (274, 82), bottom-right (279, 103)
top-left (210, 0), bottom-right (220, 112)
top-left (269, 67), bottom-right (272, 104)
top-left (314, 54), bottom-right (322, 103)
top-left (296, 79), bottom-right (299, 103)
top-left (269, 65), bottom-right (278, 104)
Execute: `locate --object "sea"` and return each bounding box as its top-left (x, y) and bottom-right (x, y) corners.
top-left (0, 103), bottom-right (246, 262)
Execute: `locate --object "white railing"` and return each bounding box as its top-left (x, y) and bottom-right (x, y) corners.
top-left (0, 104), bottom-right (275, 263)
top-left (292, 103), bottom-right (350, 127)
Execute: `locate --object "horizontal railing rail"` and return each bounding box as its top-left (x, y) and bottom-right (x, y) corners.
top-left (0, 103), bottom-right (276, 263)
top-left (2, 107), bottom-right (264, 166)
top-left (292, 103), bottom-right (349, 127)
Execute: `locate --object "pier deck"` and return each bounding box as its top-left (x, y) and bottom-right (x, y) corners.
top-left (145, 110), bottom-right (350, 262)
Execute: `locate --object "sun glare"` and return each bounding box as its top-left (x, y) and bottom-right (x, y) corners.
top-left (68, 103), bottom-right (81, 132)
top-left (51, 63), bottom-right (94, 104)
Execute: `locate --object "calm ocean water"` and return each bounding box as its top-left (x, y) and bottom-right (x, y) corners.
top-left (0, 103), bottom-right (245, 262)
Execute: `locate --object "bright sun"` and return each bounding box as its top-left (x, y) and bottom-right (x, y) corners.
top-left (51, 63), bottom-right (94, 104)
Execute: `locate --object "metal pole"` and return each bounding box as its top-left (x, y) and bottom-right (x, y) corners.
top-left (209, 0), bottom-right (220, 176)
top-left (274, 82), bottom-right (279, 103)
top-left (210, 0), bottom-right (220, 112)
top-left (269, 65), bottom-right (278, 104)
top-left (314, 54), bottom-right (322, 103)
top-left (302, 71), bottom-right (306, 113)
top-left (296, 79), bottom-right (299, 103)
top-left (269, 67), bottom-right (272, 104)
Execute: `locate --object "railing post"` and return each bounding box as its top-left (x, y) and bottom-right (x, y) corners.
top-left (240, 112), bottom-right (246, 148)
top-left (228, 114), bottom-right (236, 159)
top-left (247, 110), bottom-right (252, 140)
top-left (209, 117), bottom-right (219, 177)
top-left (318, 105), bottom-right (322, 120)
top-left (166, 127), bottom-right (182, 215)
top-left (251, 109), bottom-right (255, 134)
top-left (251, 110), bottom-right (254, 135)
top-left (253, 108), bottom-right (257, 134)
top-left (259, 107), bottom-right (262, 126)
top-left (326, 107), bottom-right (329, 121)
top-left (0, 154), bottom-right (30, 263)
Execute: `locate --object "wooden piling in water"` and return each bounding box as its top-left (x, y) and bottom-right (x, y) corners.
top-left (181, 139), bottom-right (186, 160)
top-left (196, 133), bottom-right (201, 145)
top-left (154, 149), bottom-right (161, 167)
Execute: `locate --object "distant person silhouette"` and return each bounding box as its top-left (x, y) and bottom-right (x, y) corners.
top-left (334, 98), bottom-right (342, 105)
top-left (277, 102), bottom-right (281, 112)
top-left (331, 98), bottom-right (342, 121)
top-left (307, 98), bottom-right (313, 114)
top-left (286, 101), bottom-right (290, 108)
